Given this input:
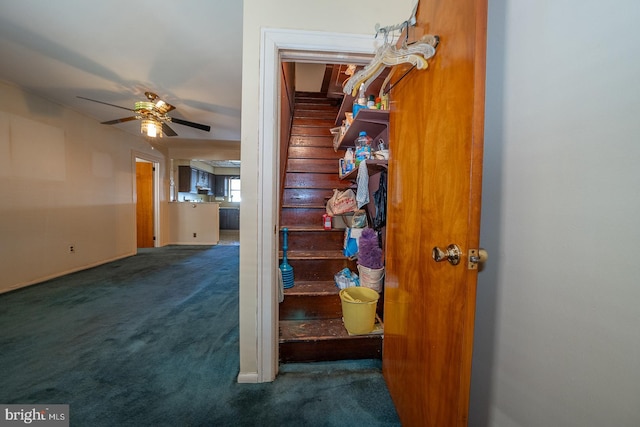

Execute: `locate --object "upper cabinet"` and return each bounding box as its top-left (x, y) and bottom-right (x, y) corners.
top-left (178, 166), bottom-right (197, 193)
top-left (178, 166), bottom-right (213, 194)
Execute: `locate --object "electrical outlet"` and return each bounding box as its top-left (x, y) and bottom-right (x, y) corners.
top-left (69, 245), bottom-right (75, 253)
top-left (193, 233), bottom-right (197, 238)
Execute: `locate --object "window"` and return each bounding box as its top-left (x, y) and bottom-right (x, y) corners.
top-left (229, 178), bottom-right (241, 202)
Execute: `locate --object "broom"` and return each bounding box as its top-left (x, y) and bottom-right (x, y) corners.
top-left (280, 227), bottom-right (294, 289)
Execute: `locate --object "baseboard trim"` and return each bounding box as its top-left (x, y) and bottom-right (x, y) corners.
top-left (0, 252), bottom-right (136, 295)
top-left (237, 372), bottom-right (259, 384)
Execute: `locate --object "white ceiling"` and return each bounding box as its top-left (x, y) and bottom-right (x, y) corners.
top-left (0, 0), bottom-right (243, 142)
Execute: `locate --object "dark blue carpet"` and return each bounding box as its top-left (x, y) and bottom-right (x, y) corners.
top-left (0, 245), bottom-right (399, 426)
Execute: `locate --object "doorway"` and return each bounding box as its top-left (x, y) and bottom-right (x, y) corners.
top-left (250, 29), bottom-right (379, 383)
top-left (135, 156), bottom-right (160, 248)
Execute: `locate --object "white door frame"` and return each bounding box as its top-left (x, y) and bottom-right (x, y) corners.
top-left (256, 28), bottom-right (377, 382)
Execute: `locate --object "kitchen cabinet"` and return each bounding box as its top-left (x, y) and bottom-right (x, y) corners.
top-left (178, 166), bottom-right (196, 193)
top-left (213, 175), bottom-right (241, 198)
top-left (178, 166), bottom-right (213, 194)
top-left (219, 208), bottom-right (240, 230)
top-left (214, 175), bottom-right (227, 197)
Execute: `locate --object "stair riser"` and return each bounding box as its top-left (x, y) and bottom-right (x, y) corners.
top-left (294, 97), bottom-right (337, 105)
top-left (279, 294), bottom-right (342, 320)
top-left (291, 126), bottom-right (332, 137)
top-left (293, 111), bottom-right (337, 120)
top-left (284, 173), bottom-right (343, 189)
top-left (282, 258), bottom-right (356, 281)
top-left (293, 106), bottom-right (339, 113)
top-left (288, 146), bottom-right (340, 159)
top-left (281, 230), bottom-right (344, 251)
top-left (289, 136), bottom-right (334, 147)
top-left (279, 338), bottom-right (382, 363)
top-left (281, 207), bottom-right (326, 227)
top-left (287, 159), bottom-right (337, 174)
top-left (282, 188), bottom-right (332, 207)
top-left (292, 118), bottom-right (336, 127)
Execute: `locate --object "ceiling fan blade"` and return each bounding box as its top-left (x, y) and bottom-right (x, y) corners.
top-left (101, 116), bottom-right (137, 125)
top-left (170, 117), bottom-right (211, 132)
top-left (162, 122), bottom-right (178, 137)
top-left (77, 96), bottom-right (134, 111)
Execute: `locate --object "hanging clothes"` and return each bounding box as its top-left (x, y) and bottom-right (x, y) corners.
top-left (373, 170), bottom-right (387, 231)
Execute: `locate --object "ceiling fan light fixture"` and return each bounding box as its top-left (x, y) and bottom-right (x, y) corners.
top-left (135, 101), bottom-right (155, 112)
top-left (78, 93), bottom-right (209, 137)
top-left (140, 118), bottom-right (161, 138)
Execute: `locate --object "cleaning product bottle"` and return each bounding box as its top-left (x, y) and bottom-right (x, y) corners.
top-left (353, 83), bottom-right (367, 117)
top-left (344, 147), bottom-right (354, 172)
top-left (355, 131), bottom-right (373, 161)
top-left (357, 84), bottom-right (367, 106)
top-left (356, 131), bottom-right (373, 149)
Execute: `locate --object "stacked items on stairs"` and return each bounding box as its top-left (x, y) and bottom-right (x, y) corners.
top-left (279, 92), bottom-right (383, 363)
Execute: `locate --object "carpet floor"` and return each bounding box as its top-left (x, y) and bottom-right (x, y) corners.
top-left (0, 245), bottom-right (399, 426)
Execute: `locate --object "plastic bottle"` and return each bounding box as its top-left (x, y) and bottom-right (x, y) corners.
top-left (344, 148), bottom-right (354, 172)
top-left (355, 131), bottom-right (373, 162)
top-left (356, 131), bottom-right (373, 148)
top-left (357, 84), bottom-right (367, 106)
top-left (353, 84), bottom-right (367, 117)
top-left (367, 95), bottom-right (375, 109)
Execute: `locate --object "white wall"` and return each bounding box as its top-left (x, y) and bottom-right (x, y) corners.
top-left (295, 63), bottom-right (326, 92)
top-left (0, 81), bottom-right (169, 293)
top-left (240, 0), bottom-right (416, 379)
top-left (470, 0), bottom-right (640, 426)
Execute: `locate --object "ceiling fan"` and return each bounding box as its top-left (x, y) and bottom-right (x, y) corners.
top-left (78, 92), bottom-right (211, 137)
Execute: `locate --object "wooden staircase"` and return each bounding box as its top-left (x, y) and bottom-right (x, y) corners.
top-left (278, 92), bottom-right (383, 363)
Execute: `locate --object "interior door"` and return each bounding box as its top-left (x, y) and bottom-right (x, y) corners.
top-left (382, 0), bottom-right (487, 425)
top-left (136, 161), bottom-right (155, 248)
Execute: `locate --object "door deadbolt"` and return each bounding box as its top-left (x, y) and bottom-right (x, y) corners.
top-left (432, 244), bottom-right (461, 266)
top-left (468, 248), bottom-right (488, 269)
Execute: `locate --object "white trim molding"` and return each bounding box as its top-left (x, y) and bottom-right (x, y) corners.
top-left (254, 28), bottom-right (376, 383)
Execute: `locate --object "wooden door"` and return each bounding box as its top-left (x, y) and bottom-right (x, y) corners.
top-left (136, 161), bottom-right (155, 248)
top-left (382, 0), bottom-right (487, 425)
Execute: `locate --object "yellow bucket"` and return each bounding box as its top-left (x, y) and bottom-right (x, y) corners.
top-left (339, 287), bottom-right (379, 335)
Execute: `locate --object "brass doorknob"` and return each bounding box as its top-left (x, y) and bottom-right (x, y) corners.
top-left (432, 244), bottom-right (461, 266)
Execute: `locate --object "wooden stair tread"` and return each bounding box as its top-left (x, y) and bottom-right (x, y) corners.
top-left (281, 203), bottom-right (326, 209)
top-left (279, 318), bottom-right (382, 342)
top-left (280, 225), bottom-right (343, 232)
top-left (283, 280), bottom-right (338, 296)
top-left (280, 250), bottom-right (345, 259)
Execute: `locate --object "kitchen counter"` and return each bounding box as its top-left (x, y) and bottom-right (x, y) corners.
top-left (169, 202), bottom-right (219, 244)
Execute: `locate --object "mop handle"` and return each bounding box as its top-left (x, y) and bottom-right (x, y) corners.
top-left (282, 227), bottom-right (289, 263)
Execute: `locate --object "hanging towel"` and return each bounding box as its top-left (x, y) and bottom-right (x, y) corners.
top-left (278, 269), bottom-right (284, 303)
top-left (356, 160), bottom-right (370, 209)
